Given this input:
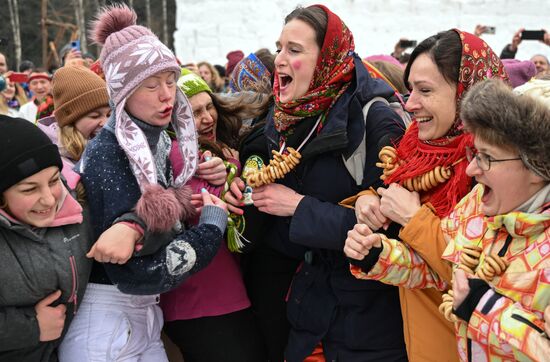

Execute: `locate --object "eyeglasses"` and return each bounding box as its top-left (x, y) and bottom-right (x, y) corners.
top-left (465, 147), bottom-right (522, 171)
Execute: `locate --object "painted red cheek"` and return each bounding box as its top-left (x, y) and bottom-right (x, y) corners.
top-left (292, 60), bottom-right (301, 70)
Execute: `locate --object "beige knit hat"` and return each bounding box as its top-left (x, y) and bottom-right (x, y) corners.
top-left (52, 65), bottom-right (110, 127)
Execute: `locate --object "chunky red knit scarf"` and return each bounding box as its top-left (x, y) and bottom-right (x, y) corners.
top-left (273, 4), bottom-right (355, 134)
top-left (385, 30), bottom-right (509, 217)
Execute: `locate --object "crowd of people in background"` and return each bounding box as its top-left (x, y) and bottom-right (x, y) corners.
top-left (0, 3), bottom-right (549, 362)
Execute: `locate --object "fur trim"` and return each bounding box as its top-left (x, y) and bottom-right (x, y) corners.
top-left (91, 3), bottom-right (137, 45)
top-left (462, 79), bottom-right (550, 180)
top-left (173, 185), bottom-right (197, 221)
top-left (135, 184), bottom-right (181, 232)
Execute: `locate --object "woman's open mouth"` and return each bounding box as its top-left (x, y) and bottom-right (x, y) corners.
top-left (481, 184), bottom-right (492, 204)
top-left (279, 74), bottom-right (293, 90)
top-left (199, 127), bottom-right (215, 140)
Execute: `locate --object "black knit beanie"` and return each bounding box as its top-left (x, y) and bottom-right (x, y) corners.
top-left (0, 116), bottom-right (63, 193)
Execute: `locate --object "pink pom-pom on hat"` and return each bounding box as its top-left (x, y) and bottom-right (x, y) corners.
top-left (91, 3), bottom-right (139, 45)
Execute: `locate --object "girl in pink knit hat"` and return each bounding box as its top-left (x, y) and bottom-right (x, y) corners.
top-left (59, 5), bottom-right (228, 361)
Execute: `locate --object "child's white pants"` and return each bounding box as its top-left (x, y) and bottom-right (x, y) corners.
top-left (59, 283), bottom-right (168, 362)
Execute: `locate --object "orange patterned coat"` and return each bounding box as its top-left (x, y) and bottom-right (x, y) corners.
top-left (352, 184), bottom-right (550, 361)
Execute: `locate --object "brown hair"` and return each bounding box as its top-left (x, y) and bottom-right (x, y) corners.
top-left (284, 6), bottom-right (328, 49)
top-left (404, 30), bottom-right (462, 89)
top-left (254, 48), bottom-right (276, 91)
top-left (29, 67), bottom-right (51, 80)
top-left (202, 92), bottom-right (272, 159)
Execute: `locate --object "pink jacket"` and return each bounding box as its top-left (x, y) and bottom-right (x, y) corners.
top-left (160, 142), bottom-right (250, 320)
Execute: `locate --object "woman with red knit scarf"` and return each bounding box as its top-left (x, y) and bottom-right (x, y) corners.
top-left (344, 30), bottom-right (508, 362)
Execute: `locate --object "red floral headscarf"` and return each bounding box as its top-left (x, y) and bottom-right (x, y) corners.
top-left (273, 4), bottom-right (355, 134)
top-left (385, 30), bottom-right (509, 217)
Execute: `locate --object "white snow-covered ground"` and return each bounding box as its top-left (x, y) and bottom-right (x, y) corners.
top-left (174, 0), bottom-right (550, 67)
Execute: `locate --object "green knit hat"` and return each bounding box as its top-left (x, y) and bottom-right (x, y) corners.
top-left (177, 68), bottom-right (211, 98)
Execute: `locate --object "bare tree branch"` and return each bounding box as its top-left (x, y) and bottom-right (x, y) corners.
top-left (71, 0), bottom-right (87, 52)
top-left (7, 0), bottom-right (22, 69)
top-left (162, 0), bottom-right (168, 45)
top-left (41, 0), bottom-right (48, 68)
top-left (145, 0), bottom-right (151, 29)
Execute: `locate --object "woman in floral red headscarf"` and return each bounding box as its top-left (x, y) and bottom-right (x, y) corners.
top-left (344, 30), bottom-right (508, 361)
top-left (226, 4), bottom-right (408, 362)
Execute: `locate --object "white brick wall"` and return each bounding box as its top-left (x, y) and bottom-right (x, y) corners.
top-left (174, 0), bottom-right (550, 67)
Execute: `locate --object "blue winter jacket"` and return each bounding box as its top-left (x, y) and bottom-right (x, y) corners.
top-left (79, 119), bottom-right (226, 295)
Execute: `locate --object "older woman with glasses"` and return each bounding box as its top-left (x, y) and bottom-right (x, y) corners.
top-left (464, 146), bottom-right (522, 170)
top-left (347, 78), bottom-right (550, 361)
top-left (447, 79), bottom-right (550, 360)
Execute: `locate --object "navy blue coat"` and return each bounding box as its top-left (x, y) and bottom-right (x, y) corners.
top-left (263, 56), bottom-right (407, 361)
top-left (80, 121), bottom-right (223, 295)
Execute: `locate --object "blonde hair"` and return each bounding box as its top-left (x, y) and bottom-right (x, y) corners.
top-left (198, 61), bottom-right (224, 92)
top-left (58, 124), bottom-right (89, 203)
top-left (0, 101), bottom-right (8, 115)
top-left (370, 60), bottom-right (409, 95)
top-left (58, 124), bottom-right (87, 161)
